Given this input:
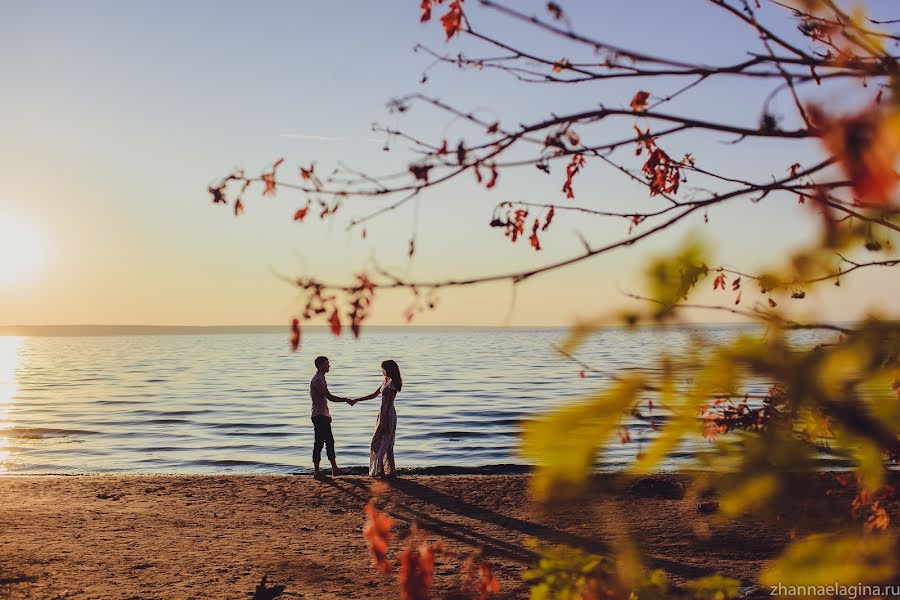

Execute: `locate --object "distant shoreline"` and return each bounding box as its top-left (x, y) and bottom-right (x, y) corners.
top-left (0, 322), bottom-right (843, 337)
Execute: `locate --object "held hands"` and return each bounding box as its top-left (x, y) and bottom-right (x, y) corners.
top-left (347, 398), bottom-right (358, 406)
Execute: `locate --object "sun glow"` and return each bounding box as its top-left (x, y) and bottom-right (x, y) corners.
top-left (0, 215), bottom-right (44, 286)
top-left (0, 336), bottom-right (22, 474)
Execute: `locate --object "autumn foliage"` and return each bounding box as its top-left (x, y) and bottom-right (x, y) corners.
top-left (211, 0), bottom-right (900, 595)
top-left (363, 500), bottom-right (498, 600)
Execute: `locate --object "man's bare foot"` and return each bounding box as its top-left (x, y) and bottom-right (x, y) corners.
top-left (331, 465), bottom-right (341, 477)
top-left (313, 467), bottom-right (324, 480)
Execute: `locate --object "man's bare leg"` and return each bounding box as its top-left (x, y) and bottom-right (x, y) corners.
top-left (330, 459), bottom-right (341, 477)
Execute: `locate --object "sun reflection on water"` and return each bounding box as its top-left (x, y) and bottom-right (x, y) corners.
top-left (0, 336), bottom-right (23, 474)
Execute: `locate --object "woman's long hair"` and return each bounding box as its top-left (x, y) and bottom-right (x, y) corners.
top-left (381, 360), bottom-right (402, 391)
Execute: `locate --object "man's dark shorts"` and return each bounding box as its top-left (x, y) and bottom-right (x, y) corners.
top-left (311, 415), bottom-right (335, 462)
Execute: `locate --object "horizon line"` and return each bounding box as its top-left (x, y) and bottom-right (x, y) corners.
top-left (0, 321), bottom-right (843, 338)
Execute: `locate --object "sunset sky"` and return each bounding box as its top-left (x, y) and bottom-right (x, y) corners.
top-left (1, 1), bottom-right (897, 327)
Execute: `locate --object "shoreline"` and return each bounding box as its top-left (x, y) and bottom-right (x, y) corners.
top-left (2, 472), bottom-right (888, 599)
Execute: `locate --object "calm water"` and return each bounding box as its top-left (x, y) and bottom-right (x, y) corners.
top-left (0, 326), bottom-right (837, 474)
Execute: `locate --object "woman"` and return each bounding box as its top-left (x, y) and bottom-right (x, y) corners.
top-left (353, 360), bottom-right (402, 479)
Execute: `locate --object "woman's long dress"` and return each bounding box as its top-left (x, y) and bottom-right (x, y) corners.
top-left (369, 383), bottom-right (398, 478)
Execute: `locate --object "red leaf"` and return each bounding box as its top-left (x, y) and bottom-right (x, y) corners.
top-left (561, 153), bottom-right (585, 199)
top-left (289, 318), bottom-right (301, 352)
top-left (486, 163), bottom-right (499, 189)
top-left (363, 502), bottom-right (394, 575)
top-left (787, 162), bottom-right (801, 177)
top-left (578, 370), bottom-right (585, 379)
top-left (420, 0), bottom-right (436, 23)
top-left (399, 543), bottom-right (437, 600)
top-left (440, 0), bottom-right (464, 40)
top-left (409, 163), bottom-right (433, 182)
top-left (362, 228), bottom-right (368, 239)
top-left (541, 206), bottom-right (555, 231)
top-left (641, 147), bottom-right (680, 196)
top-left (734, 291), bottom-right (742, 305)
top-left (732, 277), bottom-right (741, 291)
top-left (299, 163), bottom-right (315, 180)
top-left (329, 310), bottom-right (342, 336)
top-left (486, 121), bottom-right (499, 135)
top-left (547, 2), bottom-right (564, 20)
top-left (293, 202), bottom-right (311, 222)
top-left (529, 219), bottom-right (541, 251)
top-left (630, 90), bottom-right (650, 112)
top-left (713, 273), bottom-right (726, 290)
top-left (234, 198), bottom-right (244, 217)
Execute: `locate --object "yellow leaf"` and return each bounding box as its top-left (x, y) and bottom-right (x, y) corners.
top-left (522, 375), bottom-right (644, 500)
top-left (761, 533), bottom-right (897, 587)
top-left (718, 472), bottom-right (778, 517)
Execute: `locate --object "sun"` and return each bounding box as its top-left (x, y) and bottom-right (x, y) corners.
top-left (0, 215), bottom-right (44, 286)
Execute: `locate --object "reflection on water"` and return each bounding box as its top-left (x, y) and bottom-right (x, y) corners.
top-left (1, 327), bottom-right (840, 474)
top-left (0, 336), bottom-right (23, 474)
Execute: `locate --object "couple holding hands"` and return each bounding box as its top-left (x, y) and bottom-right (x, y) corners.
top-left (309, 355), bottom-right (402, 480)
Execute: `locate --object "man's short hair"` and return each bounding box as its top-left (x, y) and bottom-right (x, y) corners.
top-left (314, 356), bottom-right (329, 370)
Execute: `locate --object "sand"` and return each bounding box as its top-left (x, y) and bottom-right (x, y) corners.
top-left (0, 473), bottom-right (880, 599)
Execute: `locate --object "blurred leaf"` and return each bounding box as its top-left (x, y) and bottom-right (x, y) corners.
top-left (633, 354), bottom-right (735, 473)
top-left (760, 533), bottom-right (897, 587)
top-left (682, 574), bottom-right (741, 600)
top-left (644, 237), bottom-right (709, 319)
top-left (719, 472), bottom-right (778, 517)
top-left (522, 376), bottom-right (644, 499)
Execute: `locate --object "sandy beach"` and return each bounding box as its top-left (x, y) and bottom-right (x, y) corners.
top-left (2, 472), bottom-right (884, 599)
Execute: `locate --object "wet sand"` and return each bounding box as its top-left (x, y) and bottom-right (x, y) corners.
top-left (0, 473), bottom-right (880, 599)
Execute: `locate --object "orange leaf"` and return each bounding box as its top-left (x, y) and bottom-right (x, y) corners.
top-left (262, 158), bottom-right (284, 197)
top-left (529, 218), bottom-right (541, 251)
top-left (478, 562), bottom-right (500, 599)
top-left (630, 90), bottom-right (650, 112)
top-left (234, 198), bottom-right (244, 217)
top-left (552, 58), bottom-right (569, 73)
top-left (808, 103), bottom-right (899, 204)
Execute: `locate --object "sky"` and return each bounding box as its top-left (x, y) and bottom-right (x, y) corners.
top-left (0, 0), bottom-right (897, 327)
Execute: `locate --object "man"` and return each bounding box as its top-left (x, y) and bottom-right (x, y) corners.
top-left (310, 355), bottom-right (353, 478)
